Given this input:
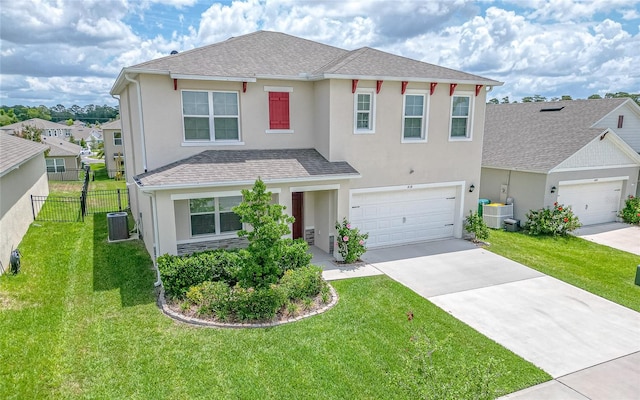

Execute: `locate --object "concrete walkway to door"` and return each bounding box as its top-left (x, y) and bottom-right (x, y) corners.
top-left (360, 240), bottom-right (640, 399)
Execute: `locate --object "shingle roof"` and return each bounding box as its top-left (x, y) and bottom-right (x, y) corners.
top-left (0, 133), bottom-right (48, 176)
top-left (134, 148), bottom-right (360, 188)
top-left (117, 31), bottom-right (500, 87)
top-left (100, 119), bottom-right (121, 130)
top-left (0, 118), bottom-right (68, 133)
top-left (482, 98), bottom-right (629, 172)
top-left (317, 47), bottom-right (495, 83)
top-left (41, 136), bottom-right (82, 157)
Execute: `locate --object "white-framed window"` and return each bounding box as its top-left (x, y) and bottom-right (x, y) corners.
top-left (189, 196), bottom-right (242, 236)
top-left (402, 92), bottom-right (428, 141)
top-left (354, 89), bottom-right (375, 134)
top-left (46, 158), bottom-right (65, 173)
top-left (449, 94), bottom-right (473, 140)
top-left (182, 90), bottom-right (240, 142)
top-left (113, 131), bottom-right (122, 146)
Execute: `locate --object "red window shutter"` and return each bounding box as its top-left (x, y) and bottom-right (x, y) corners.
top-left (269, 92), bottom-right (290, 129)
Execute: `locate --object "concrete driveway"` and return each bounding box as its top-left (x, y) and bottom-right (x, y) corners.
top-left (574, 222), bottom-right (640, 255)
top-left (360, 240), bottom-right (640, 399)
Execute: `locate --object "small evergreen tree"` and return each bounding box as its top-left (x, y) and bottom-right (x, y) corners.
top-left (233, 179), bottom-right (295, 288)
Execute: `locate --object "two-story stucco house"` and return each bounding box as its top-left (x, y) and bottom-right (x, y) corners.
top-left (110, 31), bottom-right (501, 261)
top-left (101, 119), bottom-right (124, 178)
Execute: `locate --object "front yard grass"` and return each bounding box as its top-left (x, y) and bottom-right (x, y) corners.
top-left (487, 229), bottom-right (640, 312)
top-left (0, 214), bottom-right (549, 399)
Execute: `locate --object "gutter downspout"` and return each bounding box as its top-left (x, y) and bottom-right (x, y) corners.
top-left (148, 191), bottom-right (162, 287)
top-left (124, 73), bottom-right (148, 173)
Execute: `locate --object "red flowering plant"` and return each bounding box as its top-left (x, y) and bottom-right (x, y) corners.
top-left (619, 195), bottom-right (640, 225)
top-left (335, 217), bottom-right (369, 263)
top-left (525, 202), bottom-right (581, 236)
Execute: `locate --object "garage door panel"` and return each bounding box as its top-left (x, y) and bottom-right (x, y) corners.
top-left (351, 186), bottom-right (458, 248)
top-left (558, 180), bottom-right (622, 226)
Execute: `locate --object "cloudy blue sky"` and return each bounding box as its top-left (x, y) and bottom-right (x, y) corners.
top-left (1, 0), bottom-right (639, 107)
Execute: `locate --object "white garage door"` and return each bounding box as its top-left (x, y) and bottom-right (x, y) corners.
top-left (350, 186), bottom-right (457, 248)
top-left (557, 180), bottom-right (623, 226)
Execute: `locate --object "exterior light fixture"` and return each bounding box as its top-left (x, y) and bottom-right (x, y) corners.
top-left (550, 186), bottom-right (556, 193)
top-left (469, 184), bottom-right (475, 193)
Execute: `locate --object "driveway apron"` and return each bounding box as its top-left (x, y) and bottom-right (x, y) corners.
top-left (362, 240), bottom-right (640, 397)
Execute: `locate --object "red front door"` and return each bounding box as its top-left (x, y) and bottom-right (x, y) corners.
top-left (292, 192), bottom-right (304, 240)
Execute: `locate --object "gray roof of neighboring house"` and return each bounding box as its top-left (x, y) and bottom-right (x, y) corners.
top-left (101, 119), bottom-right (121, 130)
top-left (113, 31), bottom-right (501, 93)
top-left (482, 98), bottom-right (630, 172)
top-left (0, 133), bottom-right (48, 176)
top-left (0, 118), bottom-right (70, 133)
top-left (41, 136), bottom-right (82, 157)
top-left (134, 148), bottom-right (360, 188)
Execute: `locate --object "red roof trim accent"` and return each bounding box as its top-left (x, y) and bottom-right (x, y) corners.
top-left (173, 79), bottom-right (177, 91)
top-left (430, 82), bottom-right (438, 95)
top-left (243, 82), bottom-right (247, 93)
top-left (449, 83), bottom-right (457, 96)
top-left (376, 80), bottom-right (383, 94)
top-left (352, 79), bottom-right (359, 93)
top-left (475, 85), bottom-right (483, 96)
top-left (401, 81), bottom-right (408, 94)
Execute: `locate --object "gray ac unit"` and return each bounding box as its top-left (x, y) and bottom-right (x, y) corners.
top-left (107, 212), bottom-right (129, 241)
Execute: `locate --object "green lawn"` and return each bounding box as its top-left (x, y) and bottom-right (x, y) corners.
top-left (48, 163), bottom-right (125, 196)
top-left (487, 229), bottom-right (640, 312)
top-left (0, 215), bottom-right (549, 399)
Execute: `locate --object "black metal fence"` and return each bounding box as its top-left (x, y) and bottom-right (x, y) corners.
top-left (31, 195), bottom-right (84, 222)
top-left (47, 168), bottom-right (87, 181)
top-left (85, 189), bottom-right (130, 214)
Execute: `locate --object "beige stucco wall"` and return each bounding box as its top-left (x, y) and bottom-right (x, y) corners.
top-left (0, 155), bottom-right (49, 272)
top-left (121, 74), bottom-right (488, 258)
top-left (103, 128), bottom-right (124, 176)
top-left (480, 167), bottom-right (547, 222)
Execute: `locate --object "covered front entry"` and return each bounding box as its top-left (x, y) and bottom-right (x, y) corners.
top-left (557, 179), bottom-right (623, 225)
top-left (350, 185), bottom-right (459, 248)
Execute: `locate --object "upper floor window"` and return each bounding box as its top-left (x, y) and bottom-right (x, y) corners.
top-left (46, 158), bottom-right (65, 173)
top-left (189, 196), bottom-right (242, 236)
top-left (450, 94), bottom-right (473, 140)
top-left (402, 93), bottom-right (428, 141)
top-left (113, 131), bottom-right (122, 146)
top-left (182, 91), bottom-right (240, 142)
top-left (354, 89), bottom-right (375, 134)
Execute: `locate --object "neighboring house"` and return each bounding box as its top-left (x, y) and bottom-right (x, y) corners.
top-left (101, 119), bottom-right (124, 178)
top-left (0, 134), bottom-right (49, 273)
top-left (71, 126), bottom-right (103, 147)
top-left (41, 136), bottom-right (83, 180)
top-left (480, 99), bottom-right (640, 226)
top-left (110, 31), bottom-right (501, 260)
top-left (0, 118), bottom-right (72, 138)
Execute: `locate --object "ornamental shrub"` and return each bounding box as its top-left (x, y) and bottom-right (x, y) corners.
top-left (335, 217), bottom-right (369, 263)
top-left (464, 210), bottom-right (490, 242)
top-left (233, 285), bottom-right (287, 321)
top-left (525, 202), bottom-right (581, 236)
top-left (186, 281), bottom-right (234, 320)
top-left (158, 249), bottom-right (248, 299)
top-left (279, 265), bottom-right (325, 301)
top-left (275, 238), bottom-right (312, 273)
top-left (619, 195), bottom-right (640, 225)
top-left (157, 253), bottom-right (213, 299)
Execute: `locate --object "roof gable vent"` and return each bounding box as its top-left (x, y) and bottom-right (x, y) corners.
top-left (540, 106), bottom-right (565, 112)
